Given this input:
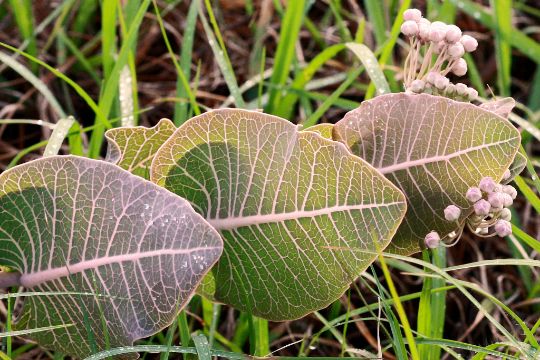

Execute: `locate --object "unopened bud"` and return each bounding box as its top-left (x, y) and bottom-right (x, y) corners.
top-left (488, 192), bottom-right (505, 209)
top-left (447, 42), bottom-right (465, 58)
top-left (467, 87), bottom-right (478, 101)
top-left (494, 220), bottom-right (512, 237)
top-left (418, 19), bottom-right (431, 40)
top-left (460, 34), bottom-right (478, 52)
top-left (429, 22), bottom-right (447, 42)
top-left (500, 208), bottom-right (512, 221)
top-left (455, 82), bottom-right (468, 95)
top-left (445, 25), bottom-right (462, 43)
top-left (403, 8), bottom-right (422, 22)
top-left (434, 75), bottom-right (450, 90)
top-left (409, 79), bottom-right (425, 93)
top-left (501, 193), bottom-right (513, 207)
top-left (444, 205), bottom-right (461, 221)
top-left (474, 199), bottom-right (491, 216)
top-left (452, 58), bottom-right (468, 76)
top-left (502, 169), bottom-right (511, 180)
top-left (466, 187), bottom-right (483, 202)
top-left (502, 185), bottom-right (517, 199)
top-left (479, 177), bottom-right (496, 193)
top-left (425, 231), bottom-right (441, 249)
top-left (401, 20), bottom-right (419, 36)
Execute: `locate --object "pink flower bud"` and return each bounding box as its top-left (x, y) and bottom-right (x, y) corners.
top-left (445, 83), bottom-right (456, 95)
top-left (429, 24), bottom-right (447, 42)
top-left (409, 79), bottom-right (425, 93)
top-left (494, 220), bottom-right (512, 237)
top-left (425, 231), bottom-right (441, 249)
top-left (445, 24), bottom-right (462, 43)
top-left (500, 208), bottom-right (511, 221)
top-left (444, 205), bottom-right (461, 221)
top-left (426, 71), bottom-right (439, 84)
top-left (403, 8), bottom-right (422, 22)
top-left (501, 193), bottom-right (513, 207)
top-left (502, 169), bottom-right (511, 180)
top-left (452, 58), bottom-right (468, 76)
top-left (401, 20), bottom-right (419, 36)
top-left (479, 176), bottom-right (496, 193)
top-left (488, 192), bottom-right (504, 209)
top-left (447, 42), bottom-right (465, 58)
top-left (434, 41), bottom-right (446, 54)
top-left (474, 199), bottom-right (491, 216)
top-left (502, 185), bottom-right (517, 199)
top-left (418, 19), bottom-right (431, 40)
top-left (434, 75), bottom-right (450, 90)
top-left (467, 87), bottom-right (478, 101)
top-left (460, 34), bottom-right (478, 52)
top-left (466, 187), bottom-right (483, 202)
top-left (455, 82), bottom-right (468, 95)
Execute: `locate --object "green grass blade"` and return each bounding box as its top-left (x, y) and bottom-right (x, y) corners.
top-left (513, 175), bottom-right (540, 213)
top-left (198, 0), bottom-right (245, 108)
top-left (8, 0), bottom-right (37, 72)
top-left (191, 334), bottom-right (212, 360)
top-left (265, 0), bottom-right (306, 114)
top-left (365, 0), bottom-right (411, 99)
top-left (0, 50), bottom-right (66, 118)
top-left (44, 117), bottom-right (75, 156)
top-left (448, 0), bottom-right (540, 64)
top-left (101, 0), bottom-right (117, 79)
top-left (174, 0), bottom-right (198, 125)
top-left (346, 42), bottom-right (390, 96)
top-left (363, 0), bottom-right (387, 45)
top-left (490, 0), bottom-right (512, 96)
top-left (88, 0), bottom-right (151, 158)
top-left (275, 43), bottom-right (346, 119)
top-left (250, 316), bottom-right (269, 357)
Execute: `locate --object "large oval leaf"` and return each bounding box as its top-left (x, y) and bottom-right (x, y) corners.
top-left (0, 156), bottom-right (222, 358)
top-left (333, 93), bottom-right (521, 255)
top-left (105, 119), bottom-right (176, 178)
top-left (151, 109), bottom-right (407, 320)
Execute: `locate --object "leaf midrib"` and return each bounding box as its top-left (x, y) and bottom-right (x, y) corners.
top-left (20, 246), bottom-right (221, 288)
top-left (207, 201), bottom-right (404, 230)
top-left (377, 138), bottom-right (518, 174)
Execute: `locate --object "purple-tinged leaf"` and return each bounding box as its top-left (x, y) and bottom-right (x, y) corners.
top-left (0, 156), bottom-right (222, 358)
top-left (334, 93), bottom-right (521, 255)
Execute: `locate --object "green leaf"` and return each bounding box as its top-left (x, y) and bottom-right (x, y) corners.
top-left (151, 109), bottom-right (407, 320)
top-left (334, 93), bottom-right (521, 255)
top-left (479, 97), bottom-right (515, 119)
top-left (303, 123), bottom-right (334, 139)
top-left (0, 156), bottom-right (222, 358)
top-left (505, 152), bottom-right (527, 184)
top-left (105, 118), bottom-right (176, 178)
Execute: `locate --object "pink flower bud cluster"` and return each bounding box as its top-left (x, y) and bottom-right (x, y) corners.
top-left (425, 172), bottom-right (517, 250)
top-left (401, 8), bottom-right (479, 102)
top-left (464, 176), bottom-right (517, 237)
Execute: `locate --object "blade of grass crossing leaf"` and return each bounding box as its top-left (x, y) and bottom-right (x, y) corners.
top-left (265, 0), bottom-right (306, 114)
top-left (490, 0), bottom-right (512, 96)
top-left (251, 316), bottom-right (269, 357)
top-left (88, 0), bottom-right (150, 158)
top-left (199, 0), bottom-right (245, 108)
top-left (174, 0), bottom-right (198, 125)
top-left (0, 51), bottom-right (66, 118)
top-left (5, 294), bottom-right (12, 357)
top-left (192, 334), bottom-right (212, 360)
top-left (346, 43), bottom-right (390, 95)
top-left (378, 253), bottom-right (420, 360)
top-left (8, 0), bottom-right (37, 72)
top-left (365, 0), bottom-right (411, 99)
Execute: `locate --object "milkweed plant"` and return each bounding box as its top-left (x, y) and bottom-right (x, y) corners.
top-left (0, 8), bottom-right (525, 358)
